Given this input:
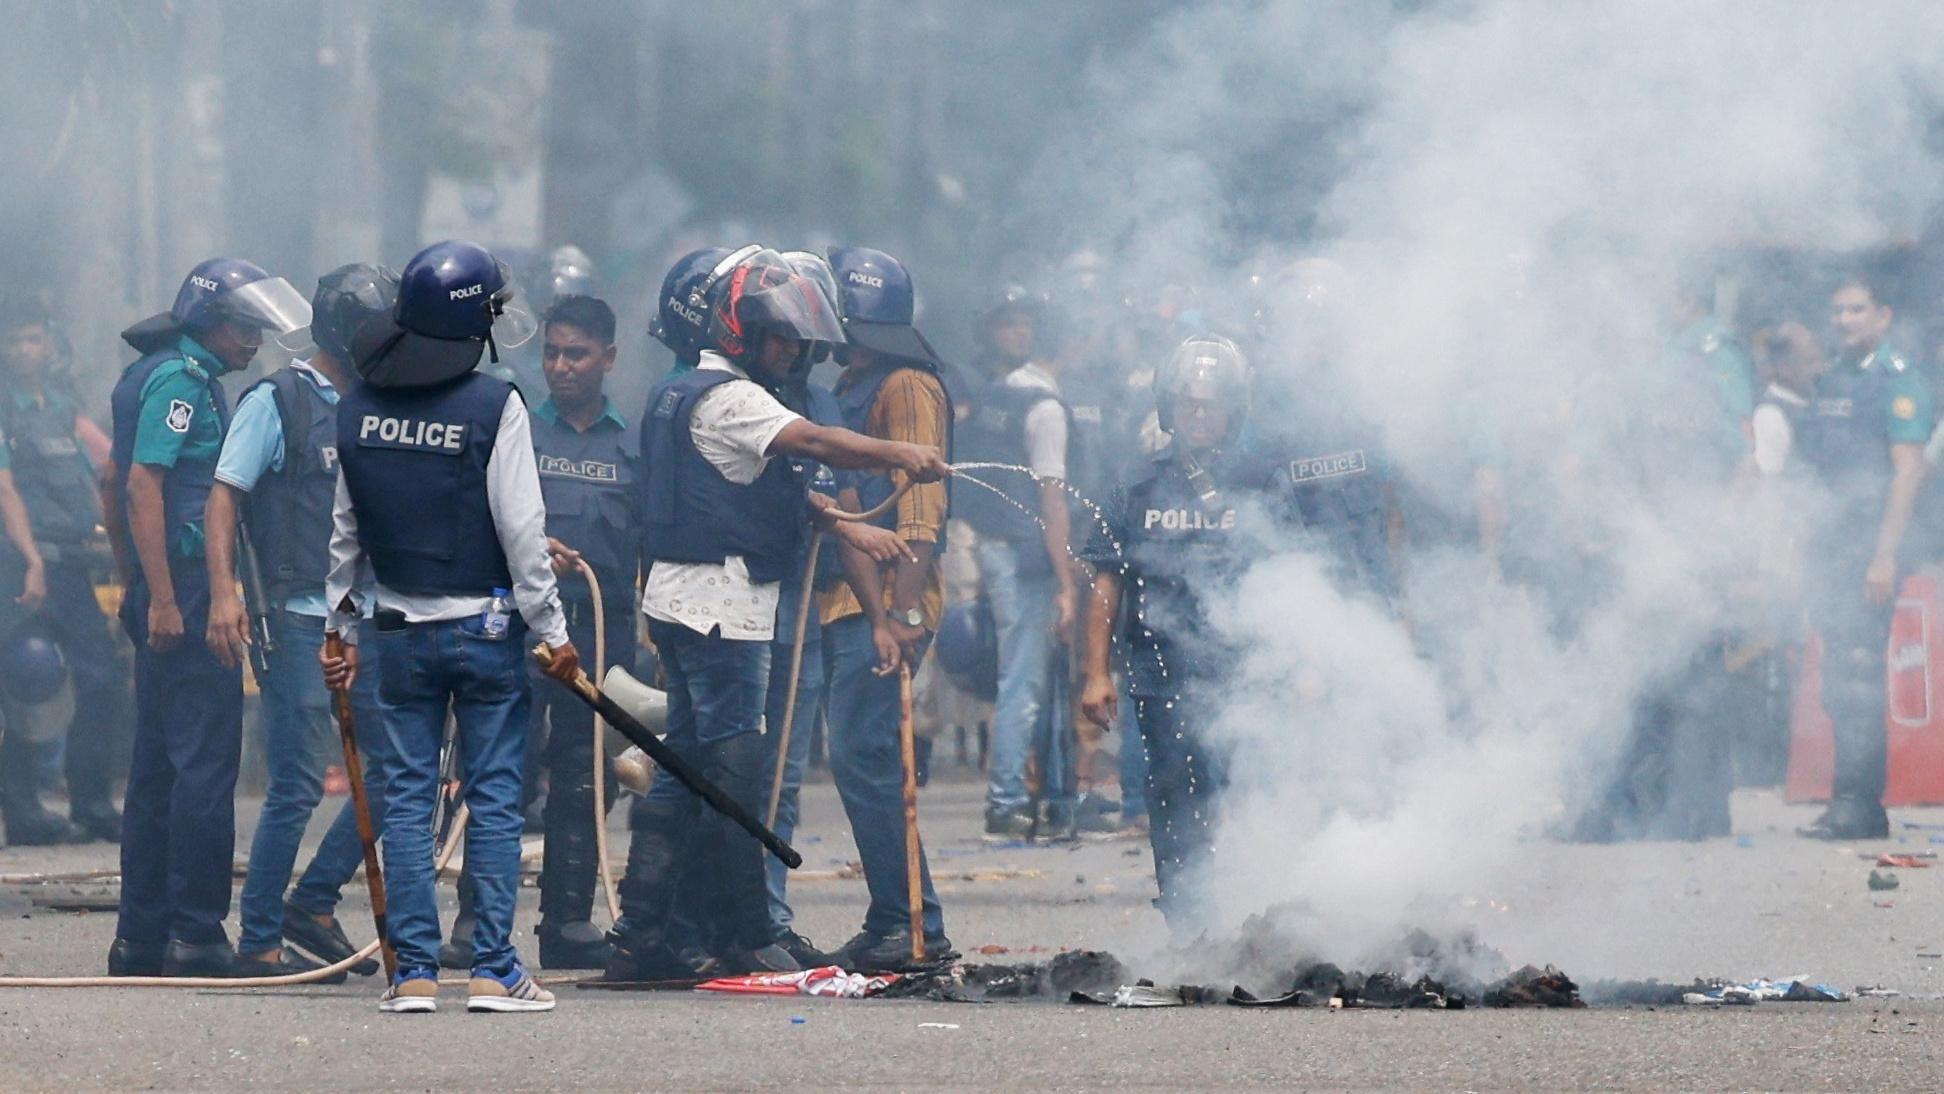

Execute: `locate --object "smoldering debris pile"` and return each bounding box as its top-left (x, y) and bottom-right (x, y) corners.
top-left (880, 913), bottom-right (1586, 1009)
top-left (884, 948), bottom-right (1581, 1009)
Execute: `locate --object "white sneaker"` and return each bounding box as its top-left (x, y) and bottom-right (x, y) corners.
top-left (379, 976), bottom-right (439, 1013)
top-left (467, 967), bottom-right (556, 1013)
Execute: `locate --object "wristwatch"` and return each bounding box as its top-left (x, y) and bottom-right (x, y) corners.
top-left (897, 607), bottom-right (924, 627)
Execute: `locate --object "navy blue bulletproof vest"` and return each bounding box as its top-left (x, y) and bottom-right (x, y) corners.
top-left (336, 371), bottom-right (512, 597)
top-left (533, 406), bottom-right (641, 599)
top-left (832, 359), bottom-right (952, 552)
top-left (110, 349), bottom-right (229, 578)
top-left (779, 380), bottom-right (847, 591)
top-left (3, 390), bottom-right (100, 548)
top-left (246, 368), bottom-right (340, 600)
top-left (1796, 354), bottom-right (1894, 515)
top-left (1116, 447), bottom-right (1266, 696)
top-left (642, 369), bottom-right (808, 585)
top-left (953, 377), bottom-right (1067, 557)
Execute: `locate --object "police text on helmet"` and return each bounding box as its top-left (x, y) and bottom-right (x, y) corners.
top-left (449, 283), bottom-right (485, 301)
top-left (846, 271), bottom-right (885, 289)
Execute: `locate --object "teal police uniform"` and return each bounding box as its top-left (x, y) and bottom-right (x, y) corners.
top-left (109, 335), bottom-right (245, 951)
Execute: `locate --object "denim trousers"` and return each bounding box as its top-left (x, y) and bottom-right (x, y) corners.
top-left (821, 613), bottom-right (944, 939)
top-left (374, 613), bottom-right (531, 977)
top-left (975, 539), bottom-right (1063, 814)
top-left (764, 580), bottom-right (825, 933)
top-left (237, 612), bottom-right (391, 955)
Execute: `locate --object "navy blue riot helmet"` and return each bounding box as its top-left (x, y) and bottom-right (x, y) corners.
top-left (122, 257), bottom-right (312, 356)
top-left (648, 246), bottom-right (735, 366)
top-left (0, 629), bottom-right (66, 706)
top-left (353, 239), bottom-right (537, 388)
top-left (309, 263), bottom-right (400, 366)
top-left (827, 246), bottom-right (942, 366)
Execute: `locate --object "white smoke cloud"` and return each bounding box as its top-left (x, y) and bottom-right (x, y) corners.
top-left (1041, 0), bottom-right (1944, 969)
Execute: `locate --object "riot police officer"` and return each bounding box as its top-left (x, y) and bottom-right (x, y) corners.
top-left (526, 293), bottom-right (640, 969)
top-left (955, 284), bottom-right (1082, 838)
top-left (1795, 274), bottom-right (1932, 841)
top-left (323, 239), bottom-right (580, 1013)
top-left (0, 296), bottom-right (125, 845)
top-left (1079, 335), bottom-right (1259, 927)
top-left (819, 246), bottom-right (960, 971)
top-left (206, 264), bottom-right (399, 979)
top-left (603, 248), bottom-right (945, 982)
top-left (104, 258), bottom-right (311, 977)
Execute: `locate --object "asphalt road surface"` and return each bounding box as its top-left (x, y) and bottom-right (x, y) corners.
top-left (3, 779), bottom-right (1943, 1090)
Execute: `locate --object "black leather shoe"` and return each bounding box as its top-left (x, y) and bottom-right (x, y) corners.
top-left (846, 931), bottom-right (958, 973)
top-left (5, 807), bottom-right (81, 846)
top-left (232, 948), bottom-right (349, 984)
top-left (538, 920), bottom-right (613, 969)
top-left (70, 801), bottom-right (122, 844)
top-left (716, 943), bottom-right (801, 975)
top-left (774, 930), bottom-right (832, 967)
top-left (601, 937), bottom-right (695, 983)
top-left (107, 937), bottom-right (165, 977)
top-left (439, 916), bottom-right (475, 971)
top-left (1798, 801), bottom-right (1890, 841)
top-left (282, 905), bottom-right (380, 976)
top-left (162, 939), bottom-right (238, 978)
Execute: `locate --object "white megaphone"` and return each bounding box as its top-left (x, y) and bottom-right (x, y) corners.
top-left (601, 665), bottom-right (668, 795)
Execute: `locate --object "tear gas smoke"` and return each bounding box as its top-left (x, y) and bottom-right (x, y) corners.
top-left (1031, 0), bottom-right (1944, 971)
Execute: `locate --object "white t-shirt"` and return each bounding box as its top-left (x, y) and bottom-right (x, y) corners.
top-left (641, 354), bottom-right (804, 641)
top-left (1750, 383), bottom-right (1805, 477)
top-left (1005, 361), bottom-right (1067, 481)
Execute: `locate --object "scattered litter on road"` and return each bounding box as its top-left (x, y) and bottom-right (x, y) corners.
top-left (1681, 977), bottom-right (1849, 1004)
top-left (1856, 986), bottom-right (1902, 998)
top-left (917, 1022), bottom-right (960, 1029)
top-left (1869, 870), bottom-right (1902, 891)
top-left (1876, 854), bottom-right (1935, 868)
top-left (695, 966), bottom-right (901, 998)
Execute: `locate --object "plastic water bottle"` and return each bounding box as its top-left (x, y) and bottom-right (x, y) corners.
top-left (482, 588), bottom-right (511, 638)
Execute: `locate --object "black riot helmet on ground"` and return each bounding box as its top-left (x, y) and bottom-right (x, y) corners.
top-left (702, 248), bottom-right (846, 384)
top-left (352, 239), bottom-right (538, 388)
top-left (309, 263), bottom-right (401, 367)
top-left (1154, 334), bottom-right (1250, 443)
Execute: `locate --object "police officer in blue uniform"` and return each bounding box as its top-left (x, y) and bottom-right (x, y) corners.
top-left (104, 258), bottom-right (311, 977)
top-left (1795, 274), bottom-right (1933, 841)
top-left (323, 239), bottom-right (579, 1014)
top-left (603, 248), bottom-right (945, 982)
top-left (0, 296), bottom-right (125, 845)
top-left (526, 294), bottom-right (641, 969)
top-left (1079, 335), bottom-right (1260, 927)
top-left (205, 264), bottom-right (399, 979)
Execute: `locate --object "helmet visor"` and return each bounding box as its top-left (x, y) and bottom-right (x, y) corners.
top-left (489, 260), bottom-right (539, 349)
top-left (736, 262), bottom-right (848, 347)
top-left (216, 277), bottom-right (312, 337)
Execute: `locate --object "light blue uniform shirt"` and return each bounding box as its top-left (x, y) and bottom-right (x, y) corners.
top-left (212, 362), bottom-right (364, 618)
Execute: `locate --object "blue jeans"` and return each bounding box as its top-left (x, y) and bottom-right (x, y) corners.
top-left (977, 539), bottom-right (1063, 813)
top-left (117, 563), bottom-right (243, 946)
top-left (374, 613), bottom-right (531, 977)
top-left (238, 612), bottom-right (391, 955)
top-left (622, 619), bottom-right (775, 952)
top-left (765, 582), bottom-right (825, 933)
top-left (822, 614), bottom-right (944, 939)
